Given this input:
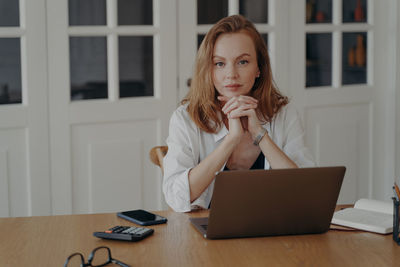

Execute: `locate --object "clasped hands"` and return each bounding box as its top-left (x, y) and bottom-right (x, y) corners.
top-left (218, 95), bottom-right (263, 143)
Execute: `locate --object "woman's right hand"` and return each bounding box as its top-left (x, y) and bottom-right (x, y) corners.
top-left (218, 95), bottom-right (245, 144)
top-left (218, 95), bottom-right (258, 144)
top-left (226, 116), bottom-right (244, 144)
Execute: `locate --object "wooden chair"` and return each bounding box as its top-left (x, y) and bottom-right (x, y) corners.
top-left (149, 146), bottom-right (168, 174)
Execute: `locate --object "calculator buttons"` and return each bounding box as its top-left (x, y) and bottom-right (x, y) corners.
top-left (93, 225), bottom-right (154, 242)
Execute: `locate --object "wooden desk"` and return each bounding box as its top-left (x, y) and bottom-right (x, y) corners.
top-left (0, 208), bottom-right (399, 266)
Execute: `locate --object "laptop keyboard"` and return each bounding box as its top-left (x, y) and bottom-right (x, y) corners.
top-left (201, 224), bottom-right (208, 230)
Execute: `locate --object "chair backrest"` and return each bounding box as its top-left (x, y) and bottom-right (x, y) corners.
top-left (149, 146), bottom-right (168, 173)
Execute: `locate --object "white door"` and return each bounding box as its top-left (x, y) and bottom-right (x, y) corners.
top-left (289, 0), bottom-right (396, 203)
top-left (0, 0), bottom-right (51, 217)
top-left (47, 0), bottom-right (177, 214)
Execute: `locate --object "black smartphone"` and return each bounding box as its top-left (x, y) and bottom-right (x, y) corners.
top-left (117, 209), bottom-right (167, 226)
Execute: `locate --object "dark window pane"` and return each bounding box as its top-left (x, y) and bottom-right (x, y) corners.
top-left (70, 37), bottom-right (108, 100)
top-left (119, 36), bottom-right (153, 98)
top-left (306, 33), bottom-right (332, 88)
top-left (306, 0), bottom-right (332, 24)
top-left (239, 0), bottom-right (268, 24)
top-left (0, 0), bottom-right (19, 26)
top-left (342, 32), bottom-right (367, 85)
top-left (343, 0), bottom-right (367, 23)
top-left (118, 0), bottom-right (152, 25)
top-left (68, 0), bottom-right (106, 26)
top-left (197, 34), bottom-right (206, 49)
top-left (197, 0), bottom-right (228, 24)
top-left (0, 38), bottom-right (21, 104)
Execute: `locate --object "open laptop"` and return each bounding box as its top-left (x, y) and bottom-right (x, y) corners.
top-left (190, 166), bottom-right (345, 239)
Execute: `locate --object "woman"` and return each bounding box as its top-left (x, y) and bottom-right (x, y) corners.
top-left (163, 15), bottom-right (315, 212)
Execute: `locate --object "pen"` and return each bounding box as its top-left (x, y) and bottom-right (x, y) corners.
top-left (395, 182), bottom-right (400, 201)
top-left (393, 187), bottom-right (400, 202)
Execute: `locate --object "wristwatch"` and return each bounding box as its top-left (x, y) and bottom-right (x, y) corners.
top-left (253, 127), bottom-right (268, 146)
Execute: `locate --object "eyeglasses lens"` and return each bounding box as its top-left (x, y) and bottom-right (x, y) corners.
top-left (91, 247), bottom-right (110, 266)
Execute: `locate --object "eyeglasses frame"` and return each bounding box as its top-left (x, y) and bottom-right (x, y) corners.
top-left (63, 246), bottom-right (130, 267)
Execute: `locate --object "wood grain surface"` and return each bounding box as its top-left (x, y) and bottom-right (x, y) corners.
top-left (0, 207), bottom-right (399, 266)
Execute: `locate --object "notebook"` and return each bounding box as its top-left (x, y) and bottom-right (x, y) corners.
top-left (331, 198), bottom-right (393, 234)
top-left (190, 166), bottom-right (346, 239)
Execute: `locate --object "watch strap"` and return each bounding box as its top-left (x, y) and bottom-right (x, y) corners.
top-left (253, 127), bottom-right (268, 146)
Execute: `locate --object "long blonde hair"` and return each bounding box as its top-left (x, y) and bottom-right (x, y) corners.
top-left (182, 15), bottom-right (288, 133)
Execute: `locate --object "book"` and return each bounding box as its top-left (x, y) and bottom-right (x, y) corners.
top-left (331, 198), bottom-right (393, 234)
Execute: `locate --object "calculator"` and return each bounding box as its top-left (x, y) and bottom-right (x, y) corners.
top-left (93, 225), bottom-right (154, 241)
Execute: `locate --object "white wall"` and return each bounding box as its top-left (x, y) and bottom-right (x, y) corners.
top-left (397, 0), bottom-right (400, 185)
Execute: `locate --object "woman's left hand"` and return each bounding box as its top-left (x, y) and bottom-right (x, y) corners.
top-left (218, 95), bottom-right (263, 138)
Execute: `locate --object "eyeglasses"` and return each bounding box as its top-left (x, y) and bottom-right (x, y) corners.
top-left (64, 246), bottom-right (130, 267)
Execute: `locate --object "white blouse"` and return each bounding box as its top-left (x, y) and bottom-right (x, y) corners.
top-left (163, 103), bottom-right (315, 212)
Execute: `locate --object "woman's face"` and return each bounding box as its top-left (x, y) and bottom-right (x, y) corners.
top-left (212, 31), bottom-right (260, 99)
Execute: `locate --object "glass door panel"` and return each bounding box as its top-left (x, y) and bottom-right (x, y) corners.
top-left (118, 0), bottom-right (153, 25)
top-left (68, 0), bottom-right (107, 101)
top-left (306, 0), bottom-right (332, 24)
top-left (0, 0), bottom-right (21, 105)
top-left (197, 0), bottom-right (228, 24)
top-left (0, 0), bottom-right (19, 26)
top-left (342, 32), bottom-right (367, 85)
top-left (306, 33), bottom-right (332, 87)
top-left (117, 0), bottom-right (154, 98)
top-left (119, 36), bottom-right (153, 97)
top-left (69, 37), bottom-right (108, 100)
top-left (343, 0), bottom-right (367, 23)
top-left (305, 0), bottom-right (369, 88)
top-left (239, 0), bottom-right (268, 23)
top-left (68, 0), bottom-right (155, 101)
top-left (0, 38), bottom-right (21, 104)
top-left (68, 0), bottom-right (107, 26)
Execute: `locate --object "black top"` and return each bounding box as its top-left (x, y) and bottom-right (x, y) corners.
top-left (223, 152), bottom-right (265, 171)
